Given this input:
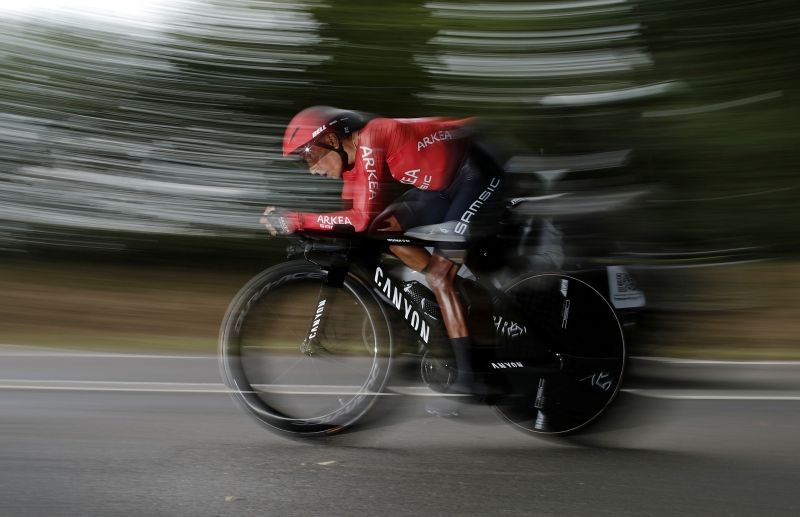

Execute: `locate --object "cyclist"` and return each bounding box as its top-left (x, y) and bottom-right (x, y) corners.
top-left (261, 106), bottom-right (504, 395)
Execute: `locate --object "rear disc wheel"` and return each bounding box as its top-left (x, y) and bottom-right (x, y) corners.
top-left (494, 273), bottom-right (625, 435)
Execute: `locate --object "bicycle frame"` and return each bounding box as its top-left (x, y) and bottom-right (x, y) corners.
top-left (370, 264), bottom-right (437, 346)
top-left (289, 209), bottom-right (642, 374)
top-left (293, 232), bottom-right (534, 365)
top-left (297, 239), bottom-right (446, 352)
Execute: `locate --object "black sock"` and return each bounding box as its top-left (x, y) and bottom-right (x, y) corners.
top-left (450, 337), bottom-right (474, 375)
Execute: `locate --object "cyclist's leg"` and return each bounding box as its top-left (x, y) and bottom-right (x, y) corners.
top-left (388, 241), bottom-right (479, 388)
top-left (424, 252), bottom-right (468, 338)
top-left (377, 188), bottom-right (469, 340)
top-left (378, 152), bottom-right (504, 394)
top-left (436, 144), bottom-right (505, 331)
top-left (434, 148), bottom-right (505, 393)
top-left (386, 230), bottom-right (488, 398)
top-left (421, 149), bottom-right (505, 393)
top-left (390, 242), bottom-right (431, 273)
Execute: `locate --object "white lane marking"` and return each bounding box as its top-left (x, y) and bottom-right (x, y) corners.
top-left (390, 387), bottom-right (471, 397)
top-left (622, 389), bottom-right (800, 401)
top-left (2, 347), bottom-right (800, 368)
top-left (0, 380), bottom-right (468, 397)
top-left (0, 380), bottom-right (229, 393)
top-left (0, 384), bottom-right (232, 394)
top-left (0, 350), bottom-right (214, 360)
top-left (629, 356), bottom-right (800, 366)
top-left (0, 379), bottom-right (797, 400)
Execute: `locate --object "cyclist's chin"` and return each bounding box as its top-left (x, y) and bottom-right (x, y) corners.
top-left (310, 168), bottom-right (341, 179)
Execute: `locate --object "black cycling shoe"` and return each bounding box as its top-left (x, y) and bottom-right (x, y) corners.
top-left (424, 371), bottom-right (497, 417)
top-left (444, 337), bottom-right (507, 399)
top-left (444, 370), bottom-right (506, 399)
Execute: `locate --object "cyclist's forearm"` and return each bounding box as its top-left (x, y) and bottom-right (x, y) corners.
top-left (297, 209), bottom-right (370, 232)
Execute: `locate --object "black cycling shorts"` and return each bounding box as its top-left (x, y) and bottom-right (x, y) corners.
top-left (389, 144), bottom-right (505, 244)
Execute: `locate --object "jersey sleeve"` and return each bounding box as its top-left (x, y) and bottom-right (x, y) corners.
top-left (291, 141), bottom-right (389, 233)
top-left (293, 182), bottom-right (372, 232)
top-left (383, 117), bottom-right (467, 191)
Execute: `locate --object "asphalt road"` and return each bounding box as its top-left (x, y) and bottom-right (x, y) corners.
top-left (1, 345), bottom-right (799, 517)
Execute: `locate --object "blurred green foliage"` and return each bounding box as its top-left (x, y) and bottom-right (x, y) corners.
top-left (0, 0), bottom-right (797, 257)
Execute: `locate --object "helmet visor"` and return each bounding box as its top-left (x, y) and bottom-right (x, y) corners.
top-left (295, 142), bottom-right (336, 167)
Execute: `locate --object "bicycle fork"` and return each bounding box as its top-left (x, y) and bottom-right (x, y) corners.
top-left (300, 284), bottom-right (339, 356)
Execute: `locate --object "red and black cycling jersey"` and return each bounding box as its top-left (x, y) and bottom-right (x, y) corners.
top-left (293, 117), bottom-right (472, 232)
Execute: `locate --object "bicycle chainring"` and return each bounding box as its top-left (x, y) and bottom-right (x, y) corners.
top-left (420, 351), bottom-right (458, 393)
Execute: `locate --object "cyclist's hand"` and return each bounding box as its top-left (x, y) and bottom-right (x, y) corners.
top-left (260, 207), bottom-right (300, 236)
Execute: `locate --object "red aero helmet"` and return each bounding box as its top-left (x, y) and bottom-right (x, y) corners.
top-left (282, 106), bottom-right (366, 157)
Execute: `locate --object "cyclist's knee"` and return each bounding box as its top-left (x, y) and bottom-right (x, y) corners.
top-left (424, 254), bottom-right (458, 293)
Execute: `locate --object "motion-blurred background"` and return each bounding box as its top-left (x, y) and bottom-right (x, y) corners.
top-left (1, 0), bottom-right (797, 357)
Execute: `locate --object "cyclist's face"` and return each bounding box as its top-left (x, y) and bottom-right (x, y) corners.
top-left (300, 134), bottom-right (343, 179)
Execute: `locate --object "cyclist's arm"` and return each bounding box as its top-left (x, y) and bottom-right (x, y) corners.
top-left (294, 207), bottom-right (371, 232)
top-left (292, 153), bottom-right (387, 233)
top-left (262, 207), bottom-right (369, 234)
